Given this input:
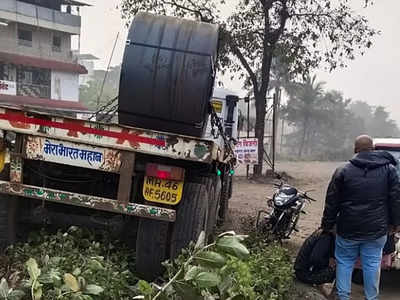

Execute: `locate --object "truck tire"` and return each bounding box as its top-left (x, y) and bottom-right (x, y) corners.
top-left (0, 195), bottom-right (17, 250)
top-left (218, 174), bottom-right (230, 224)
top-left (0, 164), bottom-right (17, 250)
top-left (170, 183), bottom-right (208, 258)
top-left (228, 175), bottom-right (233, 199)
top-left (199, 175), bottom-right (220, 241)
top-left (135, 218), bottom-right (169, 281)
top-left (207, 177), bottom-right (221, 241)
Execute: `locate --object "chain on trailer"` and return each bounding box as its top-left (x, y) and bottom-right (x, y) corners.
top-left (209, 102), bottom-right (236, 169)
top-left (88, 96), bottom-right (118, 122)
top-left (207, 56), bottom-right (235, 169)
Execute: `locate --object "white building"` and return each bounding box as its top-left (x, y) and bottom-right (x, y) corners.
top-left (76, 53), bottom-right (99, 86)
top-left (0, 0), bottom-right (89, 113)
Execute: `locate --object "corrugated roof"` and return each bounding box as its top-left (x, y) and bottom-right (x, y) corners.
top-left (0, 94), bottom-right (88, 112)
top-left (0, 52), bottom-right (88, 74)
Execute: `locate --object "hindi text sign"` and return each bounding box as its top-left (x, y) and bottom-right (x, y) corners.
top-left (25, 136), bottom-right (122, 172)
top-left (234, 138), bottom-right (259, 165)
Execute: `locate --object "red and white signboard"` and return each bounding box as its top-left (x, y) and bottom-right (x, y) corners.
top-left (0, 80), bottom-right (16, 96)
top-left (234, 138), bottom-right (259, 165)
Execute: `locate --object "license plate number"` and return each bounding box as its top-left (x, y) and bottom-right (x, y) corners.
top-left (143, 176), bottom-right (183, 205)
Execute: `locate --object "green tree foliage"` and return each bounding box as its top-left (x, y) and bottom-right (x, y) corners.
top-left (119, 0), bottom-right (377, 175)
top-left (349, 101), bottom-right (400, 138)
top-left (79, 66), bottom-right (121, 111)
top-left (284, 77), bottom-right (400, 160)
top-left (285, 75), bottom-right (326, 157)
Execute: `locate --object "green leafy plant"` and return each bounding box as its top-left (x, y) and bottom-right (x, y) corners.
top-left (134, 231), bottom-right (254, 299)
top-left (0, 278), bottom-right (24, 300)
top-left (133, 231), bottom-right (294, 300)
top-left (0, 227), bottom-right (294, 299)
top-left (1, 227), bottom-right (138, 300)
top-left (245, 233), bottom-right (294, 300)
top-left (25, 258), bottom-right (42, 300)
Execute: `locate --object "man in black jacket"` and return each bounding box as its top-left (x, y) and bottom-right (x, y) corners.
top-left (321, 135), bottom-right (400, 300)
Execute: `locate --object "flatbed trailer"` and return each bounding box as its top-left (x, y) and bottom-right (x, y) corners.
top-left (0, 12), bottom-right (237, 281)
top-left (0, 105), bottom-right (235, 280)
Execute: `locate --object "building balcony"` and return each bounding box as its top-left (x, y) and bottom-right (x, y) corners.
top-left (0, 0), bottom-right (81, 35)
top-left (0, 51), bottom-right (88, 77)
top-left (0, 37), bottom-right (79, 64)
top-left (17, 82), bottom-right (51, 99)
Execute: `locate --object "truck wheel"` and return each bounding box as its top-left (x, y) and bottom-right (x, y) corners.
top-left (135, 218), bottom-right (169, 281)
top-left (123, 216), bottom-right (138, 248)
top-left (207, 177), bottom-right (221, 241)
top-left (199, 175), bottom-right (220, 241)
top-left (228, 175), bottom-right (233, 199)
top-left (218, 174), bottom-right (230, 224)
top-left (0, 195), bottom-right (17, 250)
top-left (170, 183), bottom-right (208, 258)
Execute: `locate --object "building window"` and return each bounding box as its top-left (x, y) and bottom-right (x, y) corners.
top-left (21, 71), bottom-right (33, 84)
top-left (17, 67), bottom-right (51, 98)
top-left (52, 35), bottom-right (62, 52)
top-left (0, 64), bottom-right (12, 81)
top-left (18, 29), bottom-right (33, 47)
top-left (0, 64), bottom-right (6, 81)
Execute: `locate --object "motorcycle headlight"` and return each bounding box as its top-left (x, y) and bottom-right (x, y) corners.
top-left (274, 194), bottom-right (292, 206)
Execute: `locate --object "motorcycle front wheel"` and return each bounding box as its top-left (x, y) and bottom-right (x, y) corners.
top-left (256, 215), bottom-right (277, 242)
top-left (283, 211), bottom-right (300, 239)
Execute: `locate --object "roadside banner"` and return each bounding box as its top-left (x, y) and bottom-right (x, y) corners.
top-left (234, 138), bottom-right (259, 165)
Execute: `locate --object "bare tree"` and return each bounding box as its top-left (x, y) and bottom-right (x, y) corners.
top-left (120, 0), bottom-right (377, 176)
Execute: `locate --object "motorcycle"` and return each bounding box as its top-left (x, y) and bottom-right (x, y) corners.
top-left (256, 182), bottom-right (316, 241)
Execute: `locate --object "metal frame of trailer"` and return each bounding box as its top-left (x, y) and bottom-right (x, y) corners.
top-left (0, 106), bottom-right (231, 223)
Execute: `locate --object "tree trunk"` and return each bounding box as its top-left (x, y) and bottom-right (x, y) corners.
top-left (298, 118), bottom-right (308, 158)
top-left (253, 93), bottom-right (267, 177)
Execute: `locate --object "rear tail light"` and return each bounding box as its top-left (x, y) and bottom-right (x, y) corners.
top-left (146, 163), bottom-right (185, 181)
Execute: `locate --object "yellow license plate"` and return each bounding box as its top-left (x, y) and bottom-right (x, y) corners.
top-left (143, 176), bottom-right (184, 205)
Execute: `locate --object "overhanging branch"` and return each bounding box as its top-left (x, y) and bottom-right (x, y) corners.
top-left (163, 0), bottom-right (214, 22)
top-left (228, 37), bottom-right (258, 94)
top-left (290, 12), bottom-right (332, 18)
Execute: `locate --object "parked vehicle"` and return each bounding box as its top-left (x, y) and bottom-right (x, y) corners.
top-left (0, 13), bottom-right (238, 281)
top-left (256, 182), bottom-right (316, 241)
top-left (351, 138), bottom-right (400, 284)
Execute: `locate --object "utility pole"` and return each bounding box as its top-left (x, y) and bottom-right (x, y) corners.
top-left (245, 96), bottom-right (250, 179)
top-left (272, 93), bottom-right (277, 173)
top-left (280, 118), bottom-right (285, 153)
top-left (97, 32), bottom-right (119, 108)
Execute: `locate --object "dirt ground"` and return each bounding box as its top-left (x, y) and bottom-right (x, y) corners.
top-left (227, 161), bottom-right (400, 300)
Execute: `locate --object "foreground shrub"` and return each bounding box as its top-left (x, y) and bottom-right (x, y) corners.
top-left (0, 228), bottom-right (294, 300)
top-left (0, 227), bottom-right (137, 300)
top-left (135, 231), bottom-right (294, 300)
top-left (245, 233), bottom-right (294, 299)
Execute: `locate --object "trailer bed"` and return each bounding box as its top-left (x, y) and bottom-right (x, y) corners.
top-left (0, 106), bottom-right (225, 167)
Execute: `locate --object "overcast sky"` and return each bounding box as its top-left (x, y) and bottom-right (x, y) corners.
top-left (78, 0), bottom-right (400, 123)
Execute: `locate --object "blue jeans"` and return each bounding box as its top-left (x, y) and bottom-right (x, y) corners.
top-left (335, 235), bottom-right (387, 300)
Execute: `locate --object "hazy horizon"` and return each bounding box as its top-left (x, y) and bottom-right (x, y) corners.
top-left (78, 0), bottom-right (400, 125)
